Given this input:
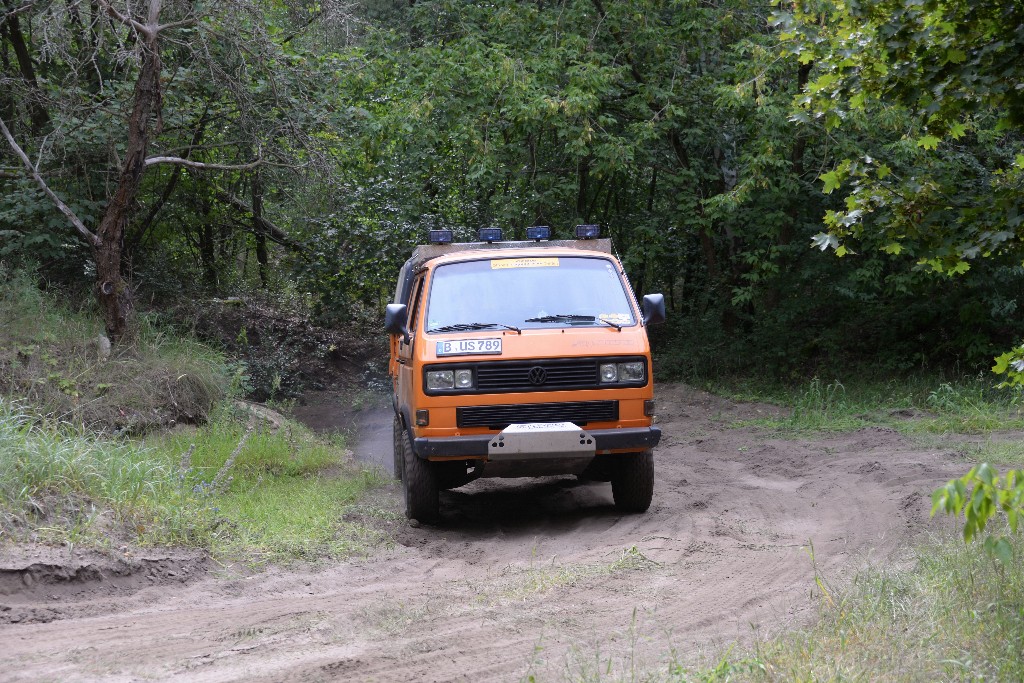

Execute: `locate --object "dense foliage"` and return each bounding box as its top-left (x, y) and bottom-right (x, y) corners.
top-left (3, 0), bottom-right (1024, 380)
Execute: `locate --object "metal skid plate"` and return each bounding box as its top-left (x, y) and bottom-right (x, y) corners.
top-left (487, 422), bottom-right (596, 461)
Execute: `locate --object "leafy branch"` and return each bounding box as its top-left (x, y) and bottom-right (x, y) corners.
top-left (932, 463), bottom-right (1024, 566)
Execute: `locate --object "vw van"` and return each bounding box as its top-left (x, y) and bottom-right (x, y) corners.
top-left (385, 226), bottom-right (665, 523)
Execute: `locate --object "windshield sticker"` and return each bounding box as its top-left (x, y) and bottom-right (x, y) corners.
top-left (600, 313), bottom-right (632, 325)
top-left (491, 257), bottom-right (560, 269)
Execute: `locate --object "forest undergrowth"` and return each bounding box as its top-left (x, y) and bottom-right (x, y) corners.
top-left (0, 271), bottom-right (388, 562)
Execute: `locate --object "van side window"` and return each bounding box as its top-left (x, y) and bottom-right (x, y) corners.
top-left (408, 276), bottom-right (425, 333)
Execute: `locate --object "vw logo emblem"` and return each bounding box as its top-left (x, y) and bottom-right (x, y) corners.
top-left (528, 366), bottom-right (547, 385)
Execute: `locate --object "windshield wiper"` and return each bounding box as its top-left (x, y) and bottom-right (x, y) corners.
top-left (428, 322), bottom-right (521, 334)
top-left (524, 314), bottom-right (622, 331)
top-left (524, 314), bottom-right (592, 323)
top-left (594, 317), bottom-right (622, 331)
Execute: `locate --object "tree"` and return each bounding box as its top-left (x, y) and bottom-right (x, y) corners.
top-left (305, 0), bottom-right (841, 330)
top-left (2, 0), bottom-right (199, 339)
top-left (774, 0), bottom-right (1024, 561)
top-left (1, 0), bottom-right (333, 340)
top-left (772, 0), bottom-right (1024, 275)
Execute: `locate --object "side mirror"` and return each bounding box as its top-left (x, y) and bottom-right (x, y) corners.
top-left (641, 294), bottom-right (666, 326)
top-left (384, 303), bottom-right (410, 344)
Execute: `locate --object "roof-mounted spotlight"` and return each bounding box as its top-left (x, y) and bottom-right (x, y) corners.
top-left (478, 227), bottom-right (503, 243)
top-left (575, 224), bottom-right (600, 239)
top-left (526, 226), bottom-right (551, 242)
top-left (428, 229), bottom-right (453, 244)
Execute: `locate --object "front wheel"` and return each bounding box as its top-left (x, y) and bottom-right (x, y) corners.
top-left (610, 450), bottom-right (654, 513)
top-left (399, 424), bottom-right (439, 523)
top-left (392, 415), bottom-right (404, 481)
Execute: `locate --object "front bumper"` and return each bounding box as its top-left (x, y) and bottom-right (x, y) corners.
top-left (413, 426), bottom-right (661, 458)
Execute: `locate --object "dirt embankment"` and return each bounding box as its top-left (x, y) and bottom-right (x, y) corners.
top-left (0, 383), bottom-right (967, 682)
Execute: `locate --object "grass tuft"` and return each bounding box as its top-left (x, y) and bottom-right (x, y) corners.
top-left (670, 533), bottom-right (1024, 682)
top-left (727, 375), bottom-right (1024, 436)
top-left (0, 397), bottom-right (387, 561)
top-left (1, 264), bottom-right (229, 432)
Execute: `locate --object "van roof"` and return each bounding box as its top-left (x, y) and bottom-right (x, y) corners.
top-left (413, 238), bottom-right (611, 266)
top-left (393, 239), bottom-right (614, 305)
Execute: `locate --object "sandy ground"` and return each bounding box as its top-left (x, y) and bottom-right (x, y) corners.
top-left (0, 383), bottom-right (968, 682)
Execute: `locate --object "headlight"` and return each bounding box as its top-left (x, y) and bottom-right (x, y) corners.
top-left (618, 361), bottom-right (645, 382)
top-left (426, 368), bottom-right (473, 391)
top-left (426, 370), bottom-right (454, 390)
top-left (600, 363), bottom-right (618, 383)
top-left (600, 360), bottom-right (645, 384)
top-left (455, 369), bottom-right (473, 389)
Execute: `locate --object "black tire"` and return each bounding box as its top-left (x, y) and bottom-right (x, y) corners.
top-left (392, 415), bottom-right (404, 481)
top-left (400, 425), bottom-right (439, 523)
top-left (610, 450), bottom-right (654, 513)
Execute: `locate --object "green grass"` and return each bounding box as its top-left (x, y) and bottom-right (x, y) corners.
top-left (536, 534), bottom-right (1024, 683)
top-left (148, 405), bottom-right (389, 562)
top-left (0, 268), bottom-right (389, 562)
top-left (0, 397), bottom-right (388, 561)
top-left (666, 533), bottom-right (1024, 682)
top-left (1, 265), bottom-right (229, 431)
top-left (0, 397), bottom-right (203, 546)
top-left (718, 375), bottom-right (1024, 436)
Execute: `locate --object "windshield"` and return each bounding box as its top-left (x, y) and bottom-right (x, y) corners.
top-left (425, 256), bottom-right (636, 331)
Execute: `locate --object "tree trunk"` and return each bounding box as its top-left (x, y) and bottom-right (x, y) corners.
top-left (2, 5), bottom-right (50, 133)
top-left (763, 60), bottom-right (814, 312)
top-left (252, 169), bottom-right (269, 288)
top-left (93, 30), bottom-right (162, 341)
top-left (200, 220), bottom-right (218, 289)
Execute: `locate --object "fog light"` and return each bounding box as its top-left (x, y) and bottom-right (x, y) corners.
top-left (599, 363), bottom-right (618, 383)
top-left (478, 227), bottom-right (503, 242)
top-left (526, 225), bottom-right (551, 241)
top-left (416, 409), bottom-right (429, 426)
top-left (455, 369), bottom-right (473, 389)
top-left (428, 229), bottom-right (453, 244)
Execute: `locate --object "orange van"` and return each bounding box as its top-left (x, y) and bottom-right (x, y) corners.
top-left (385, 226), bottom-right (665, 523)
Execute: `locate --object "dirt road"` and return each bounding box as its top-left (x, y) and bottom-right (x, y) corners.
top-left (0, 384), bottom-right (966, 681)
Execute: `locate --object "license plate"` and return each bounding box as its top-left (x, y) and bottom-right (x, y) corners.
top-left (436, 338), bottom-right (503, 357)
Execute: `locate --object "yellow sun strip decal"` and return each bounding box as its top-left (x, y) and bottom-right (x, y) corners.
top-left (491, 257), bottom-right (560, 269)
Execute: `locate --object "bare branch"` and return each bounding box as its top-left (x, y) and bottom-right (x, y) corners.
top-left (216, 190), bottom-right (304, 253)
top-left (0, 116), bottom-right (101, 248)
top-left (157, 18), bottom-right (196, 32)
top-left (95, 0), bottom-right (151, 37)
top-left (143, 156), bottom-right (264, 170)
top-left (1, 2), bottom-right (34, 22)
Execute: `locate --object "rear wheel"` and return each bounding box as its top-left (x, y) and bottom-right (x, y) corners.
top-left (610, 450), bottom-right (654, 512)
top-left (400, 424), bottom-right (439, 523)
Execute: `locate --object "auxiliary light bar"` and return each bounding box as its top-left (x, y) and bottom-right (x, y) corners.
top-left (526, 226), bottom-right (551, 241)
top-left (575, 224), bottom-right (600, 239)
top-left (478, 227), bottom-right (503, 242)
top-left (428, 229), bottom-right (454, 244)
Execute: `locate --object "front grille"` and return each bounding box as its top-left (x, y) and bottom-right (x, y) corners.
top-left (456, 400), bottom-right (618, 429)
top-left (476, 359), bottom-right (598, 391)
top-left (423, 356), bottom-right (647, 395)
